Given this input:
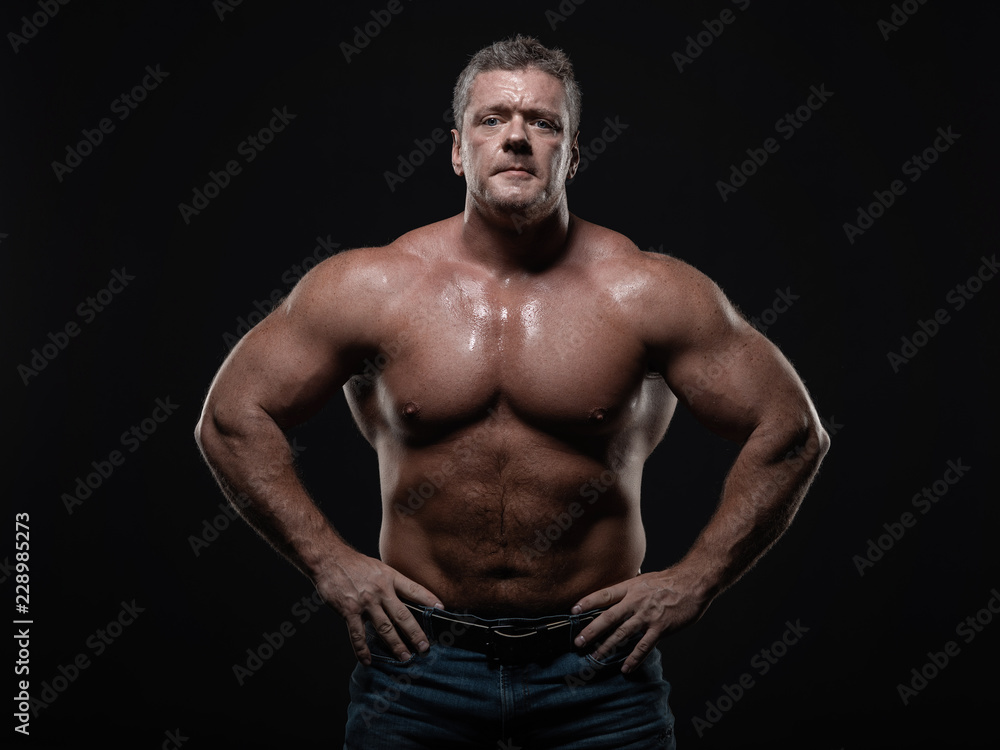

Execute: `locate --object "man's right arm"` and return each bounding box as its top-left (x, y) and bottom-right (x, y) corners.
top-left (194, 249), bottom-right (441, 664)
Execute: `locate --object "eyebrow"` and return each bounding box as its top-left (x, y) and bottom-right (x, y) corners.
top-left (473, 103), bottom-right (563, 124)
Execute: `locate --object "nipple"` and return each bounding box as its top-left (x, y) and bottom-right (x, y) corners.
top-left (402, 401), bottom-right (420, 418)
top-left (589, 408), bottom-right (607, 423)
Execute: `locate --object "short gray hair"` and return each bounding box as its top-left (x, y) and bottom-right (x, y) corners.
top-left (452, 35), bottom-right (582, 135)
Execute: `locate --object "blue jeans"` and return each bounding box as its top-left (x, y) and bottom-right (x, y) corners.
top-left (343, 602), bottom-right (676, 749)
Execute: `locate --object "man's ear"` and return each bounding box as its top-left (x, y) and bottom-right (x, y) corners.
top-left (451, 129), bottom-right (464, 176)
top-left (566, 131), bottom-right (581, 180)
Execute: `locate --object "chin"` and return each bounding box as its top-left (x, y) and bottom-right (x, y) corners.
top-left (484, 188), bottom-right (551, 216)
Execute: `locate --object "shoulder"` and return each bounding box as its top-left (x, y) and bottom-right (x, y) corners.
top-left (569, 216), bottom-right (640, 262)
top-left (636, 251), bottom-right (740, 327)
top-left (639, 252), bottom-right (746, 356)
top-left (570, 218), bottom-right (747, 360)
top-left (285, 217), bottom-right (455, 313)
top-left (572, 216), bottom-right (691, 277)
top-left (572, 216), bottom-right (734, 317)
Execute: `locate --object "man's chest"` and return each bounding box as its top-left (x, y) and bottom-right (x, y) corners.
top-left (348, 271), bottom-right (668, 440)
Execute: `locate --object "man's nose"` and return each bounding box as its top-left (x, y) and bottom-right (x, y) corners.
top-left (502, 118), bottom-right (531, 153)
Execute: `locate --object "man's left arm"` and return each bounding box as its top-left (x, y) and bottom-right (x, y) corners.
top-left (571, 254), bottom-right (830, 672)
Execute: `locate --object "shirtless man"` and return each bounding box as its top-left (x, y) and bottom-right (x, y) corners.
top-left (195, 36), bottom-right (829, 748)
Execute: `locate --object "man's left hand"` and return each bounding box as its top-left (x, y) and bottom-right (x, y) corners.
top-left (571, 569), bottom-right (712, 673)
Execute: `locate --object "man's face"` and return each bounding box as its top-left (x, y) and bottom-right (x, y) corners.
top-left (452, 68), bottom-right (579, 220)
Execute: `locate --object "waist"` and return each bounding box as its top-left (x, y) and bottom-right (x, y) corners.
top-left (402, 599), bottom-right (606, 664)
top-left (382, 518), bottom-right (645, 615)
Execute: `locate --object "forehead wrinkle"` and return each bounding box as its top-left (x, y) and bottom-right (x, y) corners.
top-left (467, 70), bottom-right (568, 122)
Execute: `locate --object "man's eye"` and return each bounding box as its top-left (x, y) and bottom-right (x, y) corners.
top-left (535, 121), bottom-right (552, 129)
top-left (484, 117), bottom-right (499, 126)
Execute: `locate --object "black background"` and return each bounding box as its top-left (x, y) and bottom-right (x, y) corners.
top-left (4, 0), bottom-right (999, 747)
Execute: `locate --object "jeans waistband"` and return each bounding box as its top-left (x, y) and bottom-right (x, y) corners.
top-left (402, 600), bottom-right (605, 665)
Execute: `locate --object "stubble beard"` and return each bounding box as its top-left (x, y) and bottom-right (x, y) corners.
top-left (488, 185), bottom-right (547, 216)
top-left (470, 169), bottom-right (561, 223)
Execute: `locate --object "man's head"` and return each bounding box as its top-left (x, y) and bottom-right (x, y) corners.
top-left (450, 35), bottom-right (582, 222)
top-left (451, 35), bottom-right (582, 139)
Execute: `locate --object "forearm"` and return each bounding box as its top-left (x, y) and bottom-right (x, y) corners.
top-left (194, 403), bottom-right (355, 582)
top-left (675, 416), bottom-right (830, 598)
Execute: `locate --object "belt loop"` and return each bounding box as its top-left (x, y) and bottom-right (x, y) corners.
top-left (484, 627), bottom-right (500, 666)
top-left (569, 610), bottom-right (582, 650)
top-left (422, 604), bottom-right (434, 643)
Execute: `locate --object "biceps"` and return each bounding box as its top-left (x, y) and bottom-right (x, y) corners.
top-left (664, 328), bottom-right (807, 442)
top-left (210, 309), bottom-right (362, 429)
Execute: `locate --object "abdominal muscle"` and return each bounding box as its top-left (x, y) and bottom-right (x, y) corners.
top-left (377, 434), bottom-right (647, 616)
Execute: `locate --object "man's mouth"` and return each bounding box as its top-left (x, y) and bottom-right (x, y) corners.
top-left (496, 165), bottom-right (534, 176)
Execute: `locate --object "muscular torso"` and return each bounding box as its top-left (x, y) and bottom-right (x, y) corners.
top-left (342, 215), bottom-right (677, 615)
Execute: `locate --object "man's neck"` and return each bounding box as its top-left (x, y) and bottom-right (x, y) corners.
top-left (458, 197), bottom-right (573, 276)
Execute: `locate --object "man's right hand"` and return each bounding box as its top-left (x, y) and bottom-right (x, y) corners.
top-left (313, 550), bottom-right (444, 665)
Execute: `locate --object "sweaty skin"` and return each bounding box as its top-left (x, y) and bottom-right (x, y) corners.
top-left (195, 68), bottom-right (829, 673)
